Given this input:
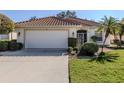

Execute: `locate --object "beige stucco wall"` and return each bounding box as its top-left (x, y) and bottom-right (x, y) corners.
top-left (68, 26), bottom-right (95, 43)
top-left (15, 27), bottom-right (70, 44)
top-left (87, 27), bottom-right (96, 42)
top-left (68, 28), bottom-right (78, 38)
top-left (87, 27), bottom-right (111, 45)
top-left (15, 28), bottom-right (24, 43)
top-left (9, 32), bottom-right (17, 40)
top-left (69, 26), bottom-right (111, 45)
top-left (15, 26), bottom-right (112, 47)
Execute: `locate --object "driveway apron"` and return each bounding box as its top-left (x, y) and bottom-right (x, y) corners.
top-left (0, 55), bottom-right (68, 83)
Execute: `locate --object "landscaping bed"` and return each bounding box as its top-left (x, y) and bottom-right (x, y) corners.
top-left (69, 49), bottom-right (124, 83)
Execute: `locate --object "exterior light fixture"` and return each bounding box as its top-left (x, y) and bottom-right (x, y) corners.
top-left (72, 32), bottom-right (74, 37)
top-left (18, 32), bottom-right (21, 37)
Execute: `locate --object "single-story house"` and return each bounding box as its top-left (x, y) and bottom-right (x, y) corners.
top-left (0, 33), bottom-right (17, 40)
top-left (15, 16), bottom-right (111, 49)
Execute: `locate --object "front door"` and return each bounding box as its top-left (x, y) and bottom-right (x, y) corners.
top-left (77, 30), bottom-right (87, 47)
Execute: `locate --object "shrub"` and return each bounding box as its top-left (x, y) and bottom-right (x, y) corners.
top-left (8, 41), bottom-right (18, 51)
top-left (0, 41), bottom-right (8, 51)
top-left (91, 35), bottom-right (97, 42)
top-left (79, 43), bottom-right (99, 56)
top-left (8, 41), bottom-right (23, 51)
top-left (0, 40), bottom-right (23, 51)
top-left (68, 38), bottom-right (77, 48)
top-left (113, 39), bottom-right (119, 43)
top-left (67, 47), bottom-right (73, 54)
top-left (121, 40), bottom-right (124, 44)
top-left (11, 39), bottom-right (17, 42)
top-left (113, 39), bottom-right (121, 47)
top-left (73, 47), bottom-right (79, 53)
top-left (17, 43), bottom-right (23, 49)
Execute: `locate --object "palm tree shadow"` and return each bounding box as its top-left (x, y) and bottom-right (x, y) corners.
top-left (89, 52), bottom-right (119, 64)
top-left (89, 52), bottom-right (119, 63)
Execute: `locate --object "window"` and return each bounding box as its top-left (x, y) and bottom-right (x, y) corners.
top-left (95, 32), bottom-right (103, 41)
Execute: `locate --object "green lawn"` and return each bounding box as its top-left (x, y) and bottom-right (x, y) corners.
top-left (69, 49), bottom-right (124, 83)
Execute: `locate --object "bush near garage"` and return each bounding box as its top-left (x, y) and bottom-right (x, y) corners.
top-left (68, 38), bottom-right (77, 48)
top-left (0, 40), bottom-right (8, 51)
top-left (0, 40), bottom-right (23, 51)
top-left (17, 43), bottom-right (23, 50)
top-left (8, 41), bottom-right (19, 51)
top-left (78, 43), bottom-right (99, 56)
top-left (8, 40), bottom-right (23, 51)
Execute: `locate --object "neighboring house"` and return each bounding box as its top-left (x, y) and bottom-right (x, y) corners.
top-left (15, 16), bottom-right (111, 49)
top-left (0, 34), bottom-right (8, 40)
top-left (0, 32), bottom-right (17, 40)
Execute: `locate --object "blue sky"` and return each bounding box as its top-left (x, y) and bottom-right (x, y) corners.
top-left (0, 10), bottom-right (124, 22)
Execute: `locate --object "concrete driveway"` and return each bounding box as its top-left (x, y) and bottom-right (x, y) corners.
top-left (0, 50), bottom-right (68, 83)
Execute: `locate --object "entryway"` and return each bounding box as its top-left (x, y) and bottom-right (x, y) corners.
top-left (77, 30), bottom-right (87, 47)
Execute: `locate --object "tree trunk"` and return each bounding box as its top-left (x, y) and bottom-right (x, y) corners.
top-left (11, 32), bottom-right (12, 40)
top-left (101, 30), bottom-right (109, 53)
top-left (119, 34), bottom-right (122, 48)
top-left (114, 34), bottom-right (117, 40)
top-left (101, 37), bottom-right (107, 52)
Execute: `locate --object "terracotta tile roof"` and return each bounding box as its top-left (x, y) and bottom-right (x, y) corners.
top-left (64, 17), bottom-right (99, 26)
top-left (16, 16), bottom-right (80, 27)
top-left (16, 16), bottom-right (99, 27)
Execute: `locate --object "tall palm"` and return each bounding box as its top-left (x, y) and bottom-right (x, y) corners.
top-left (97, 16), bottom-right (119, 52)
top-left (118, 23), bottom-right (124, 47)
top-left (119, 18), bottom-right (124, 46)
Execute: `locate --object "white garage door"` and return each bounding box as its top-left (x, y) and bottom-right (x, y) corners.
top-left (25, 30), bottom-right (68, 48)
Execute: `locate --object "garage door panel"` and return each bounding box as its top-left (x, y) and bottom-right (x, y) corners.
top-left (25, 30), bottom-right (68, 48)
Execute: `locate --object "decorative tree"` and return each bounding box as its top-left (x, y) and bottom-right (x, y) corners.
top-left (29, 16), bottom-right (37, 21)
top-left (97, 16), bottom-right (119, 52)
top-left (56, 10), bottom-right (77, 18)
top-left (0, 13), bottom-right (15, 40)
top-left (118, 20), bottom-right (124, 47)
top-left (90, 16), bottom-right (120, 63)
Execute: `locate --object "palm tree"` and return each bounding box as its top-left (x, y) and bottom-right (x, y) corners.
top-left (118, 23), bottom-right (124, 47)
top-left (97, 16), bottom-right (119, 52)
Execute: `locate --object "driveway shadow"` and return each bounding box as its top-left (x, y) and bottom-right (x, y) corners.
top-left (0, 49), bottom-right (67, 56)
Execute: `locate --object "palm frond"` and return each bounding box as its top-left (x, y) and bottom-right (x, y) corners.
top-left (89, 52), bottom-right (119, 63)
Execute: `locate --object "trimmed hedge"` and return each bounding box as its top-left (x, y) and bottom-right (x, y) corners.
top-left (0, 40), bottom-right (23, 51)
top-left (79, 43), bottom-right (99, 56)
top-left (17, 43), bottom-right (23, 50)
top-left (68, 38), bottom-right (77, 48)
top-left (0, 41), bottom-right (8, 51)
top-left (8, 41), bottom-right (19, 51)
